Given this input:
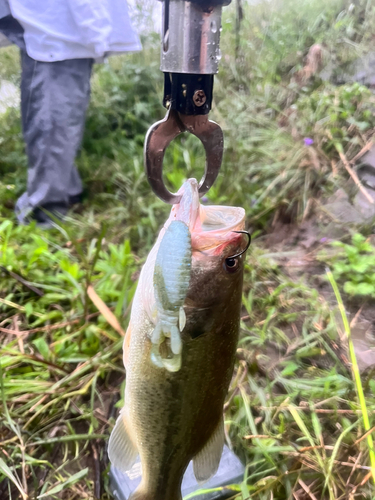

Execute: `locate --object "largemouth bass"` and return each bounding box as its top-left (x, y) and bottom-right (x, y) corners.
top-left (108, 178), bottom-right (248, 500)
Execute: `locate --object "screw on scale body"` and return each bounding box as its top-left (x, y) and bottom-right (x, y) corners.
top-left (144, 0), bottom-right (232, 205)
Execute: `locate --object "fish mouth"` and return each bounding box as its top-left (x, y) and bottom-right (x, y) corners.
top-left (170, 178), bottom-right (200, 228)
top-left (170, 178), bottom-right (246, 253)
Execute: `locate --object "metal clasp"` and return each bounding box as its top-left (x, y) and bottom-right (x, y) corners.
top-left (144, 108), bottom-right (224, 205)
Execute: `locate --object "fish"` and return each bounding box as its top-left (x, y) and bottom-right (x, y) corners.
top-left (108, 178), bottom-right (248, 500)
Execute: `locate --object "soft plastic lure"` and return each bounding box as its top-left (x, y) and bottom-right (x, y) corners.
top-left (151, 220), bottom-right (192, 372)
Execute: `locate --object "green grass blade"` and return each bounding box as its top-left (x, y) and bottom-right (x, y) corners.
top-left (0, 457), bottom-right (26, 500)
top-left (183, 485), bottom-right (241, 500)
top-left (37, 468), bottom-right (88, 498)
top-left (327, 268), bottom-right (375, 483)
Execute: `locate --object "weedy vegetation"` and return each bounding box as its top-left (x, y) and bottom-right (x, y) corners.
top-left (320, 233), bottom-right (375, 298)
top-left (1, 0), bottom-right (375, 498)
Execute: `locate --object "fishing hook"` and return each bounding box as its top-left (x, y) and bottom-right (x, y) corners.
top-left (228, 231), bottom-right (251, 259)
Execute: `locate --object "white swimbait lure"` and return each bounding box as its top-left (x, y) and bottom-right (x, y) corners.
top-left (151, 220), bottom-right (192, 372)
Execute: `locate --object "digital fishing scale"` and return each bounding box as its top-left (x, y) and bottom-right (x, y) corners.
top-left (110, 445), bottom-right (245, 500)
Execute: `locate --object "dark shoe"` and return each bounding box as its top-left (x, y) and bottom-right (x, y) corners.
top-left (15, 192), bottom-right (76, 228)
top-left (32, 203), bottom-right (68, 227)
top-left (68, 193), bottom-right (83, 206)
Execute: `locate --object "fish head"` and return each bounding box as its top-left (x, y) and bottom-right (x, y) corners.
top-left (138, 179), bottom-right (247, 326)
top-left (186, 230), bottom-right (247, 309)
top-left (173, 178), bottom-right (248, 310)
top-left (186, 219), bottom-right (247, 316)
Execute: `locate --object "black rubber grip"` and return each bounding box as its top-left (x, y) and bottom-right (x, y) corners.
top-left (163, 73), bottom-right (214, 115)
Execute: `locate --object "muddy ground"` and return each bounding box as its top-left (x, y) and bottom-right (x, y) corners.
top-left (260, 162), bottom-right (375, 374)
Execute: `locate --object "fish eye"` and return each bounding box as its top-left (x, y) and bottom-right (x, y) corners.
top-left (224, 257), bottom-right (240, 273)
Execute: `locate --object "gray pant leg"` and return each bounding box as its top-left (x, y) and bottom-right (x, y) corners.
top-left (16, 52), bottom-right (93, 221)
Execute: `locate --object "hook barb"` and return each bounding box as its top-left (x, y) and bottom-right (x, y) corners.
top-left (228, 231), bottom-right (251, 259)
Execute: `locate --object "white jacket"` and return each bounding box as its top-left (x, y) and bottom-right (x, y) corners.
top-left (7, 0), bottom-right (141, 62)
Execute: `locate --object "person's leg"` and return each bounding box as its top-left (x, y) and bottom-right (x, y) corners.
top-left (16, 51), bottom-right (93, 224)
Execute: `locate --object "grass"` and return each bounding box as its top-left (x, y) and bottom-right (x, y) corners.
top-left (0, 220), bottom-right (135, 499)
top-left (221, 251), bottom-right (375, 499)
top-left (327, 268), bottom-right (375, 485)
top-left (1, 0), bottom-right (375, 498)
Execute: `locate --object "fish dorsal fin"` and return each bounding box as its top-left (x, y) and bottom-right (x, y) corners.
top-left (108, 412), bottom-right (138, 472)
top-left (193, 416), bottom-right (224, 484)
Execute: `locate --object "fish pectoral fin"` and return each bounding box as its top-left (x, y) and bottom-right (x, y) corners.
top-left (108, 412), bottom-right (138, 472)
top-left (193, 416), bottom-right (224, 484)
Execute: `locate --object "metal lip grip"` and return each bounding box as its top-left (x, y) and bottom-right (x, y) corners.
top-left (144, 0), bottom-right (230, 205)
top-left (144, 109), bottom-right (224, 205)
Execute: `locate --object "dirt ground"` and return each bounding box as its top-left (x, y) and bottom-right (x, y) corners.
top-left (261, 189), bottom-right (375, 375)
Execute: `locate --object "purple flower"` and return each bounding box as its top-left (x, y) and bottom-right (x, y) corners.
top-left (304, 137), bottom-right (314, 146)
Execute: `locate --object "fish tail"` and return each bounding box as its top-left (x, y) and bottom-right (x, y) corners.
top-left (129, 484), bottom-right (182, 500)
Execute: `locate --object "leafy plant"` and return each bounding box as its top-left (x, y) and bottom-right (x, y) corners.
top-left (295, 82), bottom-right (375, 155)
top-left (322, 233), bottom-right (375, 298)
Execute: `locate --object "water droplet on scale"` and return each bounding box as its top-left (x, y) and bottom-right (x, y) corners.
top-left (216, 48), bottom-right (222, 61)
top-left (211, 20), bottom-right (217, 33)
top-left (163, 29), bottom-right (169, 52)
